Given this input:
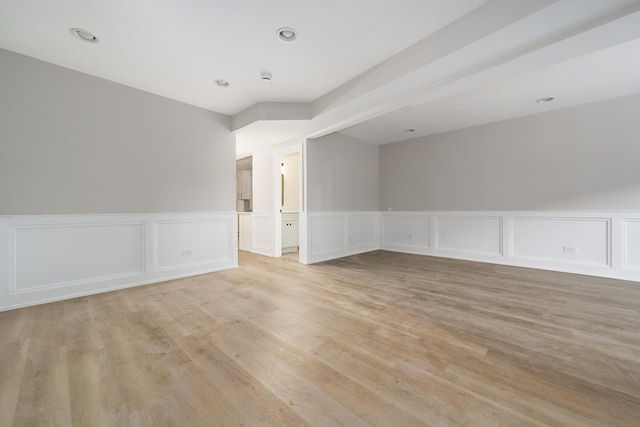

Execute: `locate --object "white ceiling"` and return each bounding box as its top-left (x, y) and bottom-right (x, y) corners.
top-left (0, 0), bottom-right (485, 115)
top-left (2, 0), bottom-right (640, 157)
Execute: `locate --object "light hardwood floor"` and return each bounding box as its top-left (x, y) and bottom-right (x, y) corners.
top-left (1, 250), bottom-right (640, 426)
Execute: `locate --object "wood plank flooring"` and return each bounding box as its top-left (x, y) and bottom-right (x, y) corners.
top-left (1, 250), bottom-right (640, 426)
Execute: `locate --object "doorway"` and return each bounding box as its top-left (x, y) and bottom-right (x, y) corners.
top-left (272, 141), bottom-right (307, 264)
top-left (280, 152), bottom-right (299, 255)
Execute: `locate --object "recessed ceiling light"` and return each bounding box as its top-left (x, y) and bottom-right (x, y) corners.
top-left (70, 28), bottom-right (98, 43)
top-left (536, 97), bottom-right (554, 104)
top-left (404, 128), bottom-right (416, 133)
top-left (215, 79), bottom-right (229, 88)
top-left (277, 27), bottom-right (297, 43)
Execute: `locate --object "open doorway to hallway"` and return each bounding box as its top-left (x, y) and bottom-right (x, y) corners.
top-left (236, 156), bottom-right (253, 253)
top-left (280, 152), bottom-right (299, 257)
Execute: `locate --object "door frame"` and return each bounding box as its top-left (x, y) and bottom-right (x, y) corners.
top-left (272, 141), bottom-right (306, 262)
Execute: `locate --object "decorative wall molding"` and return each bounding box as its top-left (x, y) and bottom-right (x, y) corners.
top-left (11, 221), bottom-right (145, 295)
top-left (153, 218), bottom-right (235, 271)
top-left (381, 213), bottom-right (430, 254)
top-left (251, 212), bottom-right (275, 257)
top-left (309, 214), bottom-right (347, 257)
top-left (435, 215), bottom-right (503, 257)
top-left (509, 216), bottom-right (610, 268)
top-left (0, 212), bottom-right (237, 311)
top-left (623, 218), bottom-right (640, 272)
top-left (4, 210), bottom-right (639, 311)
top-left (348, 214), bottom-right (379, 252)
top-left (306, 212), bottom-right (379, 264)
top-left (380, 211), bottom-right (640, 282)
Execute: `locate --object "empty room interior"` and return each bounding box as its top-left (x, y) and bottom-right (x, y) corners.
top-left (2, 0), bottom-right (640, 425)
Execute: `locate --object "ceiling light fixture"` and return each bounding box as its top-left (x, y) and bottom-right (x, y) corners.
top-left (536, 97), bottom-right (554, 104)
top-left (260, 71), bottom-right (273, 82)
top-left (70, 28), bottom-right (98, 43)
top-left (277, 27), bottom-right (297, 43)
top-left (215, 79), bottom-right (229, 88)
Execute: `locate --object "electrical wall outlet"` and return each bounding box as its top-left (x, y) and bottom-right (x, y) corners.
top-left (563, 246), bottom-right (577, 254)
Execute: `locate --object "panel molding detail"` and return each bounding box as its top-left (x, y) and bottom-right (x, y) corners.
top-left (623, 219), bottom-right (640, 272)
top-left (435, 216), bottom-right (503, 256)
top-left (11, 221), bottom-right (145, 295)
top-left (509, 216), bottom-right (610, 268)
top-left (0, 212), bottom-right (237, 311)
top-left (307, 212), bottom-right (379, 264)
top-left (380, 211), bottom-right (640, 283)
top-left (381, 213), bottom-right (430, 254)
top-left (153, 218), bottom-right (235, 271)
top-left (251, 212), bottom-right (275, 257)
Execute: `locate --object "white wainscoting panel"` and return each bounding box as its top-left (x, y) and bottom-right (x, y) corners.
top-left (623, 219), bottom-right (640, 271)
top-left (0, 212), bottom-right (237, 311)
top-left (309, 215), bottom-right (347, 259)
top-left (252, 212), bottom-right (275, 257)
top-left (348, 214), bottom-right (379, 252)
top-left (307, 212), bottom-right (379, 263)
top-left (436, 216), bottom-right (502, 256)
top-left (381, 211), bottom-right (640, 282)
top-left (154, 218), bottom-right (234, 271)
top-left (510, 217), bottom-right (610, 268)
top-left (0, 217), bottom-right (12, 309)
top-left (238, 213), bottom-right (253, 252)
top-left (6, 211), bottom-right (637, 311)
top-left (381, 213), bottom-right (430, 254)
top-left (13, 222), bottom-right (144, 294)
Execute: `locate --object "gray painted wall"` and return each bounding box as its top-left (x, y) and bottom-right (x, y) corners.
top-left (380, 93), bottom-right (640, 211)
top-left (307, 133), bottom-right (378, 211)
top-left (0, 48), bottom-right (235, 214)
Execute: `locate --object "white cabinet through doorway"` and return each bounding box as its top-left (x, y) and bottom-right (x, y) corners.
top-left (282, 212), bottom-right (299, 253)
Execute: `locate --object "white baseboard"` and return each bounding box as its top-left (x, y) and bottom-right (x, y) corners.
top-left (0, 212), bottom-right (237, 311)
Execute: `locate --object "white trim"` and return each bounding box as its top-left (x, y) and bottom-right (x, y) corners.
top-left (378, 211), bottom-right (640, 283)
top-left (307, 211), bottom-right (379, 264)
top-left (251, 211), bottom-right (275, 257)
top-left (434, 215), bottom-right (503, 257)
top-left (10, 221), bottom-right (146, 295)
top-left (508, 216), bottom-right (611, 268)
top-left (4, 209), bottom-right (639, 311)
top-left (152, 217), bottom-right (235, 272)
top-left (0, 212), bottom-right (237, 311)
top-left (622, 218), bottom-right (640, 272)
